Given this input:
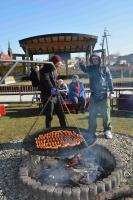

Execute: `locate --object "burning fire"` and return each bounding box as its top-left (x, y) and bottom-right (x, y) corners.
top-left (35, 130), bottom-right (85, 150)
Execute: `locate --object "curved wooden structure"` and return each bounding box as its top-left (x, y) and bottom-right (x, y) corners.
top-left (19, 33), bottom-right (97, 55)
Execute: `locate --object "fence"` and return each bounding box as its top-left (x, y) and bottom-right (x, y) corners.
top-left (0, 85), bottom-right (34, 94)
top-left (0, 84), bottom-right (133, 111)
top-left (0, 82), bottom-right (133, 94)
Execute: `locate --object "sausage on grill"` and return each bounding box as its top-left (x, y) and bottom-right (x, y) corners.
top-left (35, 130), bottom-right (85, 150)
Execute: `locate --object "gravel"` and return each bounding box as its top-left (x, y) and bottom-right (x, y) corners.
top-left (0, 132), bottom-right (133, 200)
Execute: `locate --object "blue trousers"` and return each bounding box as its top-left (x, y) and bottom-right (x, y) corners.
top-left (88, 96), bottom-right (111, 134)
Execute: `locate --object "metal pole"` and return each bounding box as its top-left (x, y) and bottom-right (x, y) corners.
top-left (105, 32), bottom-right (110, 65)
top-left (0, 62), bottom-right (18, 84)
top-left (101, 29), bottom-right (111, 66)
top-left (101, 32), bottom-right (105, 65)
top-left (0, 59), bottom-right (54, 85)
top-left (0, 59), bottom-right (53, 64)
top-left (104, 28), bottom-right (111, 66)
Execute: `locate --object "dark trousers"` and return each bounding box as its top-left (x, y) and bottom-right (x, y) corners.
top-left (43, 96), bottom-right (66, 128)
top-left (71, 96), bottom-right (86, 112)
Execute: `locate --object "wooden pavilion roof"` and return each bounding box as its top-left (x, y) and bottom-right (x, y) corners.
top-left (19, 33), bottom-right (97, 55)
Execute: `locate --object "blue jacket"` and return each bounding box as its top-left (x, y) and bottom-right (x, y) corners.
top-left (69, 81), bottom-right (85, 100)
top-left (80, 64), bottom-right (114, 100)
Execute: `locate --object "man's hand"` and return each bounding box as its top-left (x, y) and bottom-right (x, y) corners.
top-left (51, 88), bottom-right (58, 96)
top-left (108, 92), bottom-right (114, 100)
top-left (78, 58), bottom-right (85, 65)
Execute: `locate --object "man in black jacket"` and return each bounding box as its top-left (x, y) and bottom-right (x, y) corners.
top-left (79, 54), bottom-right (114, 139)
top-left (40, 55), bottom-right (66, 128)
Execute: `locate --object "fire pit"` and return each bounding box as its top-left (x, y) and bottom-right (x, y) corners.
top-left (20, 127), bottom-right (123, 200)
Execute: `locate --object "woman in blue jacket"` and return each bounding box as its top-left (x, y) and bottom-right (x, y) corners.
top-left (69, 75), bottom-right (86, 113)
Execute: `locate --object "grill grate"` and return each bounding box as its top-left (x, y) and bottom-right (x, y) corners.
top-left (23, 127), bottom-right (96, 158)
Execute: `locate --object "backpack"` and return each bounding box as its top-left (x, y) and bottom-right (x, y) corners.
top-left (30, 68), bottom-right (40, 87)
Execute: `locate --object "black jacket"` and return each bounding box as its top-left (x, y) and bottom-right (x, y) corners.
top-left (40, 63), bottom-right (57, 97)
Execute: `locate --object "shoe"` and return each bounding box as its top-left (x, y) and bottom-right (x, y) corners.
top-left (104, 130), bottom-right (113, 139)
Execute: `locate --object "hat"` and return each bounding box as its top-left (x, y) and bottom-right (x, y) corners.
top-left (50, 55), bottom-right (62, 64)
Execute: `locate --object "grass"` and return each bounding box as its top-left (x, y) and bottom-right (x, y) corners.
top-left (0, 103), bottom-right (132, 143)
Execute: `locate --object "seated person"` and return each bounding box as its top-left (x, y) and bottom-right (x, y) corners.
top-left (68, 75), bottom-right (86, 113)
top-left (57, 79), bottom-right (68, 99)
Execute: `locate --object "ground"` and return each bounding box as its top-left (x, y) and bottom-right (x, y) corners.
top-left (0, 103), bottom-right (132, 199)
top-left (0, 103), bottom-right (132, 143)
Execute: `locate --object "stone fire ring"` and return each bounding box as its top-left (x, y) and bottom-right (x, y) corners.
top-left (19, 144), bottom-right (123, 200)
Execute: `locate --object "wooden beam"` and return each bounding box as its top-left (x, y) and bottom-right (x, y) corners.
top-left (21, 40), bottom-right (89, 49)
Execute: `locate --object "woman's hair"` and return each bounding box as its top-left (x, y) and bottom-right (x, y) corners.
top-left (58, 79), bottom-right (63, 84)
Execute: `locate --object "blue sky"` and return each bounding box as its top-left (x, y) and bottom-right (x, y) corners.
top-left (0, 0), bottom-right (133, 56)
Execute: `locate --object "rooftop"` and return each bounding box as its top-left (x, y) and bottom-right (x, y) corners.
top-left (19, 33), bottom-right (97, 55)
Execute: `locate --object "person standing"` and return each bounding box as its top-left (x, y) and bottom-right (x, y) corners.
top-left (79, 54), bottom-right (114, 139)
top-left (40, 55), bottom-right (66, 128)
